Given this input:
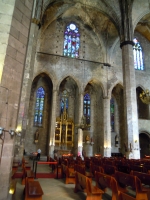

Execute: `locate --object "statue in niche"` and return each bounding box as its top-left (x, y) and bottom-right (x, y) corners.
top-left (85, 135), bottom-right (90, 143)
top-left (115, 135), bottom-right (119, 147)
top-left (34, 129), bottom-right (39, 143)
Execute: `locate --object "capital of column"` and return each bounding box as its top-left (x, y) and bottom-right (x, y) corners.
top-left (120, 40), bottom-right (134, 49)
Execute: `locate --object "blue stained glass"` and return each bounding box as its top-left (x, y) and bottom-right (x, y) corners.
top-left (133, 38), bottom-right (144, 70)
top-left (83, 93), bottom-right (90, 125)
top-left (34, 87), bottom-right (45, 126)
top-left (63, 23), bottom-right (80, 58)
top-left (110, 98), bottom-right (114, 132)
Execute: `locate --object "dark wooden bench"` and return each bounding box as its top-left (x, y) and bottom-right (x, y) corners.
top-left (129, 165), bottom-right (144, 173)
top-left (102, 164), bottom-right (117, 175)
top-left (22, 167), bottom-right (34, 185)
top-left (74, 164), bottom-right (92, 179)
top-left (61, 164), bottom-right (75, 184)
top-left (114, 171), bottom-right (148, 200)
top-left (25, 177), bottom-right (43, 200)
top-left (90, 163), bottom-right (103, 178)
top-left (117, 164), bottom-right (131, 174)
top-left (95, 171), bottom-right (120, 200)
top-left (130, 170), bottom-right (150, 199)
top-left (74, 171), bottom-right (104, 200)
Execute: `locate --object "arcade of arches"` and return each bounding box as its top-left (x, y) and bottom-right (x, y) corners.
top-left (1, 0), bottom-right (150, 199)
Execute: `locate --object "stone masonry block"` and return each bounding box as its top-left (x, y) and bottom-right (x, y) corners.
top-left (12, 17), bottom-right (28, 37)
top-left (0, 14), bottom-right (12, 25)
top-left (15, 0), bottom-right (32, 19)
top-left (8, 35), bottom-right (26, 55)
top-left (10, 25), bottom-right (20, 40)
top-left (0, 2), bottom-right (14, 15)
top-left (6, 45), bottom-right (17, 59)
top-left (0, 24), bottom-right (11, 33)
top-left (19, 32), bottom-right (28, 45)
top-left (13, 7), bottom-right (23, 23)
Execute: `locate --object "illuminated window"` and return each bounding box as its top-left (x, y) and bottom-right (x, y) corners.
top-left (133, 38), bottom-right (144, 70)
top-left (83, 93), bottom-right (90, 125)
top-left (110, 97), bottom-right (114, 132)
top-left (63, 23), bottom-right (80, 58)
top-left (34, 87), bottom-right (45, 126)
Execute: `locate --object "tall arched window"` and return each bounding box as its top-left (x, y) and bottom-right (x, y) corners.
top-left (83, 93), bottom-right (90, 125)
top-left (133, 38), bottom-right (144, 70)
top-left (34, 87), bottom-right (45, 126)
top-left (63, 23), bottom-right (80, 58)
top-left (110, 97), bottom-right (115, 132)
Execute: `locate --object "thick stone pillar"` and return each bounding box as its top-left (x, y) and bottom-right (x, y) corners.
top-left (121, 43), bottom-right (140, 159)
top-left (49, 90), bottom-right (58, 158)
top-left (0, 1), bottom-right (33, 199)
top-left (103, 97), bottom-right (111, 157)
top-left (77, 93), bottom-right (84, 157)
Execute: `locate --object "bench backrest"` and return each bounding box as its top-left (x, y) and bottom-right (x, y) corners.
top-left (95, 171), bottom-right (112, 191)
top-left (130, 170), bottom-right (150, 186)
top-left (115, 171), bottom-right (135, 190)
top-left (102, 164), bottom-right (117, 175)
top-left (75, 171), bottom-right (88, 191)
top-left (74, 164), bottom-right (85, 175)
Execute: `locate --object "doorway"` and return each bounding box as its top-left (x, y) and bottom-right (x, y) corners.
top-left (139, 132), bottom-right (150, 158)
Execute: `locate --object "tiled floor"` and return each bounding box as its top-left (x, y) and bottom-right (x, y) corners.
top-left (8, 156), bottom-right (112, 200)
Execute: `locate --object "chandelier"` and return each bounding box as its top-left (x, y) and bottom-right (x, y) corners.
top-left (139, 89), bottom-right (150, 104)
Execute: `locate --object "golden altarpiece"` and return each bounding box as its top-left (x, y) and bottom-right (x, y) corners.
top-left (55, 90), bottom-right (74, 153)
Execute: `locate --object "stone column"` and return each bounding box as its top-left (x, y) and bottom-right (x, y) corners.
top-left (0, 1), bottom-right (33, 199)
top-left (121, 43), bottom-right (140, 159)
top-left (49, 90), bottom-right (58, 158)
top-left (77, 93), bottom-right (84, 157)
top-left (103, 97), bottom-right (111, 157)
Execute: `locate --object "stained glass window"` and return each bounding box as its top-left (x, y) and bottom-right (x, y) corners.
top-left (133, 38), bottom-right (144, 70)
top-left (34, 87), bottom-right (45, 126)
top-left (63, 23), bottom-right (80, 58)
top-left (83, 93), bottom-right (90, 125)
top-left (110, 97), bottom-right (114, 132)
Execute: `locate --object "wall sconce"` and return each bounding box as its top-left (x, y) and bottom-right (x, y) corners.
top-left (0, 127), bottom-right (21, 138)
top-left (0, 127), bottom-right (4, 135)
top-left (135, 140), bottom-right (137, 143)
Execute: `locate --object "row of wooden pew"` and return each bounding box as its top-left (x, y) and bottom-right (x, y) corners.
top-left (59, 156), bottom-right (150, 200)
top-left (11, 157), bottom-right (44, 200)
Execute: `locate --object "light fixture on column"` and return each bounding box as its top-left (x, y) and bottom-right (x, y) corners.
top-left (9, 130), bottom-right (15, 136)
top-left (140, 89), bottom-right (150, 104)
top-left (0, 127), bottom-right (21, 138)
top-left (0, 127), bottom-right (4, 135)
top-left (75, 115), bottom-right (91, 130)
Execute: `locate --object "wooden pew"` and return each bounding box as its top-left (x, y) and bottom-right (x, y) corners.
top-left (114, 171), bottom-right (148, 200)
top-left (74, 171), bottom-right (104, 200)
top-left (25, 177), bottom-right (43, 200)
top-left (130, 171), bottom-right (150, 200)
top-left (95, 171), bottom-right (120, 200)
top-left (102, 164), bottom-right (117, 175)
top-left (74, 164), bottom-right (92, 179)
top-left (61, 164), bottom-right (75, 184)
top-left (22, 167), bottom-right (34, 185)
top-left (117, 165), bottom-right (130, 174)
top-left (129, 165), bottom-right (144, 173)
top-left (90, 163), bottom-right (103, 178)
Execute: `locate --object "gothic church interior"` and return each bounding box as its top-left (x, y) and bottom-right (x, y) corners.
top-left (1, 0), bottom-right (150, 199)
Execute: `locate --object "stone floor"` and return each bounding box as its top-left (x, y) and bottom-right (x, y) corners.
top-left (8, 156), bottom-right (112, 200)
